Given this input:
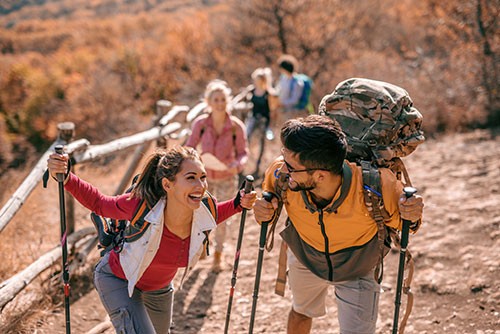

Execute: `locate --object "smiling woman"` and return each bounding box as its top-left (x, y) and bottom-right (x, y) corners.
top-left (46, 145), bottom-right (256, 334)
top-left (185, 79), bottom-right (249, 272)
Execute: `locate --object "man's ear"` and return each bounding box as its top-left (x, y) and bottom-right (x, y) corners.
top-left (315, 170), bottom-right (328, 182)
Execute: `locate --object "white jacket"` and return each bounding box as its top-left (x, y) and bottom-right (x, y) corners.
top-left (118, 197), bottom-right (217, 297)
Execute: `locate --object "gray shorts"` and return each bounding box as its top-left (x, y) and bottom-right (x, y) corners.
top-left (94, 253), bottom-right (174, 334)
top-left (287, 250), bottom-right (380, 334)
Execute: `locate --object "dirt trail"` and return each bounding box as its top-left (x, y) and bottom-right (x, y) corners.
top-left (3, 129), bottom-right (500, 333)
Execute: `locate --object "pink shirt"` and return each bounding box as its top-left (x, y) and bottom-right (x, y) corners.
top-left (185, 112), bottom-right (248, 180)
top-left (64, 173), bottom-right (242, 290)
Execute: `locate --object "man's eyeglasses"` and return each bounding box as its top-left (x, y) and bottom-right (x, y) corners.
top-left (282, 159), bottom-right (323, 174)
top-left (281, 148), bottom-right (330, 174)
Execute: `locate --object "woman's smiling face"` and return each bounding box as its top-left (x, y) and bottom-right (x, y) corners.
top-left (207, 90), bottom-right (227, 114)
top-left (163, 158), bottom-right (208, 210)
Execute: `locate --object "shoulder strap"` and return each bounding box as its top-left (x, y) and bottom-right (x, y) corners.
top-left (360, 160), bottom-right (392, 284)
top-left (201, 191), bottom-right (218, 221)
top-left (199, 113), bottom-right (213, 138)
top-left (200, 191), bottom-right (218, 256)
top-left (123, 200), bottom-right (151, 243)
top-left (232, 122), bottom-right (237, 151)
top-left (288, 74), bottom-right (298, 97)
top-left (361, 160), bottom-right (415, 332)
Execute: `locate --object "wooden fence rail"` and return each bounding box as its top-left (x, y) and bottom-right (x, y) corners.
top-left (0, 114), bottom-right (182, 233)
top-left (0, 139), bottom-right (91, 233)
top-left (0, 227), bottom-right (95, 311)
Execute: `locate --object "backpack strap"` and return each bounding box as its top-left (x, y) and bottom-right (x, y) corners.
top-left (201, 191), bottom-right (218, 221)
top-left (123, 200), bottom-right (151, 243)
top-left (200, 191), bottom-right (218, 256)
top-left (360, 159), bottom-right (415, 332)
top-left (360, 160), bottom-right (391, 283)
top-left (288, 74), bottom-right (297, 98)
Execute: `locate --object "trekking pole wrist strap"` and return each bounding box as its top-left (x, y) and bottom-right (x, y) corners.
top-left (43, 160), bottom-right (71, 188)
top-left (52, 160), bottom-right (71, 184)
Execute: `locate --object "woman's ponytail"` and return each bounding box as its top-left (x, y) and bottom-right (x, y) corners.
top-left (131, 151), bottom-right (165, 208)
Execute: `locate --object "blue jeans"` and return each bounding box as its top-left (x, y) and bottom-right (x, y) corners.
top-left (94, 253), bottom-right (174, 333)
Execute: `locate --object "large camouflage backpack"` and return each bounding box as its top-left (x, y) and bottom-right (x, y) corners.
top-left (319, 77), bottom-right (425, 332)
top-left (320, 78), bottom-right (424, 164)
top-left (319, 77), bottom-right (424, 185)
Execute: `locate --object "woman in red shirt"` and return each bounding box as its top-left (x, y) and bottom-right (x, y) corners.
top-left (47, 145), bottom-right (256, 333)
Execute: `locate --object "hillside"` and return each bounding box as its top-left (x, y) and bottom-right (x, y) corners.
top-left (0, 0), bottom-right (498, 175)
top-left (1, 128), bottom-right (498, 333)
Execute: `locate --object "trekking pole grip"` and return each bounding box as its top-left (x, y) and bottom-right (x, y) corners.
top-left (262, 191), bottom-right (273, 202)
top-left (244, 175), bottom-right (254, 194)
top-left (54, 145), bottom-right (66, 183)
top-left (261, 191), bottom-right (277, 225)
top-left (401, 186), bottom-right (417, 249)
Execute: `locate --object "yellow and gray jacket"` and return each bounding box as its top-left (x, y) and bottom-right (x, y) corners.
top-left (263, 158), bottom-right (403, 282)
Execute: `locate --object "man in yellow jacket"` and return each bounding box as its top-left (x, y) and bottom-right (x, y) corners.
top-left (253, 114), bottom-right (424, 334)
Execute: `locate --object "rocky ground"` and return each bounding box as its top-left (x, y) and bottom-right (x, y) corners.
top-left (1, 128), bottom-right (499, 333)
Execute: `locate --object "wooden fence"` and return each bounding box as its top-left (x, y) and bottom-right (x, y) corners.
top-left (0, 94), bottom-right (252, 332)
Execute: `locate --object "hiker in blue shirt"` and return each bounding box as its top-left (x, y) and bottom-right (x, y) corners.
top-left (276, 54), bottom-right (308, 126)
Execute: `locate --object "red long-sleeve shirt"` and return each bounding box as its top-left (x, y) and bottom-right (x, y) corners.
top-left (65, 173), bottom-right (242, 290)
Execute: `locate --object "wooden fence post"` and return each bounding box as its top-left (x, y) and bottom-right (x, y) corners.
top-left (155, 100), bottom-right (172, 148)
top-left (57, 122), bottom-right (75, 234)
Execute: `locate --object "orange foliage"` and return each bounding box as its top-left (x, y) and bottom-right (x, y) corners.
top-left (0, 0), bottom-right (497, 173)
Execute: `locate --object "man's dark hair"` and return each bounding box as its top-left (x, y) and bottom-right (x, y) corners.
top-left (277, 54), bottom-right (298, 74)
top-left (280, 115), bottom-right (347, 175)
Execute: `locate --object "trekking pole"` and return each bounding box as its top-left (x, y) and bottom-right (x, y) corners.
top-left (55, 144), bottom-right (71, 334)
top-left (392, 186), bottom-right (417, 334)
top-left (224, 175), bottom-right (254, 334)
top-left (248, 191), bottom-right (274, 334)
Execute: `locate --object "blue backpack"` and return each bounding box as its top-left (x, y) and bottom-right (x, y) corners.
top-left (293, 73), bottom-right (313, 110)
